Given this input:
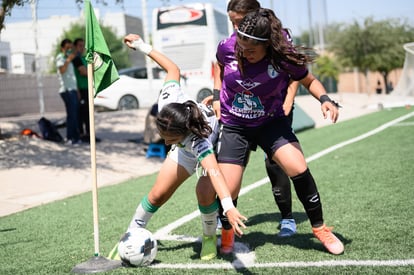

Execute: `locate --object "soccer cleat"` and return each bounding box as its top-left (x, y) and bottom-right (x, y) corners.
top-left (312, 224), bottom-right (344, 255)
top-left (278, 218), bottom-right (297, 237)
top-left (220, 228), bottom-right (234, 255)
top-left (200, 234), bottom-right (217, 260)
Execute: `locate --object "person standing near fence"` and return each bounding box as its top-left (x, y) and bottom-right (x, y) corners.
top-left (56, 38), bottom-right (80, 145)
top-left (72, 38), bottom-right (91, 142)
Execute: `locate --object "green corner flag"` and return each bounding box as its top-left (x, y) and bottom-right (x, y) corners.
top-left (84, 0), bottom-right (119, 96)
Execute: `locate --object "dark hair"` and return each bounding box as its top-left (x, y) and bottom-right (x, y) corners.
top-left (156, 100), bottom-right (212, 139)
top-left (74, 38), bottom-right (84, 46)
top-left (227, 0), bottom-right (260, 13)
top-left (236, 8), bottom-right (312, 74)
top-left (60, 38), bottom-right (72, 48)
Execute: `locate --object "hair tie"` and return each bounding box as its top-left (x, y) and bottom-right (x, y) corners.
top-left (237, 29), bottom-right (268, 41)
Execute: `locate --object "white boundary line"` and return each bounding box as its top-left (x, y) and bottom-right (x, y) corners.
top-left (151, 259), bottom-right (414, 269)
top-left (151, 111), bottom-right (414, 269)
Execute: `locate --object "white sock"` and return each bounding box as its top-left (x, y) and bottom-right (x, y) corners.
top-left (128, 203), bottom-right (153, 229)
top-left (201, 210), bottom-right (218, 236)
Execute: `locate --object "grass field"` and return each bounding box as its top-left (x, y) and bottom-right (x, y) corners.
top-left (1, 107), bottom-right (414, 274)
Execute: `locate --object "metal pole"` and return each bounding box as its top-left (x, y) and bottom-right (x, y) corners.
top-left (31, 0), bottom-right (45, 116)
top-left (141, 0), bottom-right (153, 92)
top-left (307, 0), bottom-right (314, 47)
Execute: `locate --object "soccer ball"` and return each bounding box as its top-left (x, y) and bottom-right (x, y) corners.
top-left (118, 227), bottom-right (157, 267)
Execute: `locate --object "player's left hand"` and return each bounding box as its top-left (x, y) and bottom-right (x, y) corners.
top-left (321, 101), bottom-right (340, 123)
top-left (226, 208), bottom-right (247, 237)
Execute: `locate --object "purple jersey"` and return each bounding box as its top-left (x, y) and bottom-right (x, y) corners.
top-left (216, 32), bottom-right (308, 127)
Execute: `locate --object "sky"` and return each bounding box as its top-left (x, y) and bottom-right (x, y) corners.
top-left (4, 0), bottom-right (414, 36)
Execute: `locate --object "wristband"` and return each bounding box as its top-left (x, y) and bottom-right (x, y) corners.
top-left (130, 38), bottom-right (153, 55)
top-left (221, 197), bottom-right (235, 215)
top-left (319, 94), bottom-right (341, 108)
top-left (213, 89), bottom-right (220, 101)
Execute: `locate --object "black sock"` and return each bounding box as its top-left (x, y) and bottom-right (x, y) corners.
top-left (291, 168), bottom-right (323, 227)
top-left (265, 158), bottom-right (293, 219)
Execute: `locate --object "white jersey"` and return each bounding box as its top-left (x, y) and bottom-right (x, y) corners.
top-left (159, 80), bottom-right (219, 174)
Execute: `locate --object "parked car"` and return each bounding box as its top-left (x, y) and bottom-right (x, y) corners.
top-left (94, 66), bottom-right (213, 111)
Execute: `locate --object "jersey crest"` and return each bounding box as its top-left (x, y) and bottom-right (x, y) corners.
top-left (267, 64), bottom-right (279, 79)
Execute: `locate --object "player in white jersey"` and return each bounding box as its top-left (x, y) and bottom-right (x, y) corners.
top-left (120, 34), bottom-right (247, 261)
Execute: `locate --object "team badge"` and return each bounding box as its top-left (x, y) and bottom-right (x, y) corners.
top-left (267, 64), bottom-right (278, 79)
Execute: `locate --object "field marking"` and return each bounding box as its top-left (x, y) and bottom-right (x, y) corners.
top-left (392, 121), bottom-right (414, 126)
top-left (151, 259), bottom-right (414, 269)
top-left (152, 111), bottom-right (414, 269)
top-left (305, 111), bottom-right (414, 163)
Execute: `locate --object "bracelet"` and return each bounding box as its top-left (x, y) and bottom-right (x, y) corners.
top-left (212, 89), bottom-right (220, 101)
top-left (221, 197), bottom-right (235, 215)
top-left (319, 94), bottom-right (341, 108)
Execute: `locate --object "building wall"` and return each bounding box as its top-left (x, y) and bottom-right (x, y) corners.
top-left (0, 11), bottom-right (145, 74)
top-left (0, 41), bottom-right (11, 72)
top-left (0, 74), bottom-right (62, 117)
top-left (11, 52), bottom-right (35, 74)
top-left (337, 68), bottom-right (402, 94)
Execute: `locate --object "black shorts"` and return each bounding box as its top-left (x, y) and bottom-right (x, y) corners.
top-left (216, 116), bottom-right (298, 167)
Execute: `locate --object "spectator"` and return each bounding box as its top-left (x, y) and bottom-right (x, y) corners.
top-left (56, 38), bottom-right (80, 145)
top-left (376, 80), bottom-right (382, 94)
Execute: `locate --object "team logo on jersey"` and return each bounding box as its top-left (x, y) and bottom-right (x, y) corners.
top-left (267, 64), bottom-right (279, 79)
top-left (236, 78), bottom-right (261, 90)
top-left (230, 78), bottom-right (265, 119)
top-left (232, 90), bottom-right (264, 112)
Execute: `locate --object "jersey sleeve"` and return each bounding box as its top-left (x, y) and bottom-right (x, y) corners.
top-left (190, 135), bottom-right (215, 163)
top-left (158, 80), bottom-right (191, 111)
top-left (56, 53), bottom-right (65, 68)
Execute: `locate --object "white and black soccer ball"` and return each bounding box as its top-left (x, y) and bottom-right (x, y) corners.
top-left (118, 227), bottom-right (157, 267)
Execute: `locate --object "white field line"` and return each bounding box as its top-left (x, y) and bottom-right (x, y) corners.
top-left (151, 259), bottom-right (414, 269)
top-left (305, 111), bottom-right (414, 163)
top-left (152, 111), bottom-right (414, 269)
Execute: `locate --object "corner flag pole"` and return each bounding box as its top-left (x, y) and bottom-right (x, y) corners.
top-left (72, 61), bottom-right (121, 275)
top-left (87, 62), bottom-right (100, 256)
top-left (71, 0), bottom-right (121, 272)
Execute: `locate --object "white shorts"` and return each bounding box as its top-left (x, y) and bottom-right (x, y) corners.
top-left (167, 145), bottom-right (199, 175)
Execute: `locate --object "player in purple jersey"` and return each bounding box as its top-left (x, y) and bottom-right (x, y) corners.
top-left (215, 8), bottom-right (344, 255)
top-left (213, 0), bottom-right (299, 246)
top-left (120, 33), bottom-right (247, 261)
top-left (207, 0), bottom-right (299, 254)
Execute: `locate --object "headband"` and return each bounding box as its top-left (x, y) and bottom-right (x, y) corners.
top-left (237, 29), bottom-right (268, 41)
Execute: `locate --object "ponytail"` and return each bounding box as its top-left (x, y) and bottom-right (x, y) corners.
top-left (157, 101), bottom-right (211, 139)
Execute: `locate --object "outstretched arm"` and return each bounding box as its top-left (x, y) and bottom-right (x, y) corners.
top-left (124, 33), bottom-right (181, 83)
top-left (200, 154), bottom-right (247, 237)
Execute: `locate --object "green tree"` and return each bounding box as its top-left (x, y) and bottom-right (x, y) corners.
top-left (313, 55), bottom-right (340, 93)
top-left (50, 22), bottom-right (131, 73)
top-left (0, 0), bottom-right (25, 32)
top-left (328, 17), bottom-right (414, 93)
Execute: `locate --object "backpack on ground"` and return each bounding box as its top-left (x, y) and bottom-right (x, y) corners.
top-left (38, 117), bottom-right (63, 142)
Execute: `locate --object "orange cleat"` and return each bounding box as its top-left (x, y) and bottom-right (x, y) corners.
top-left (312, 224), bottom-right (344, 255)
